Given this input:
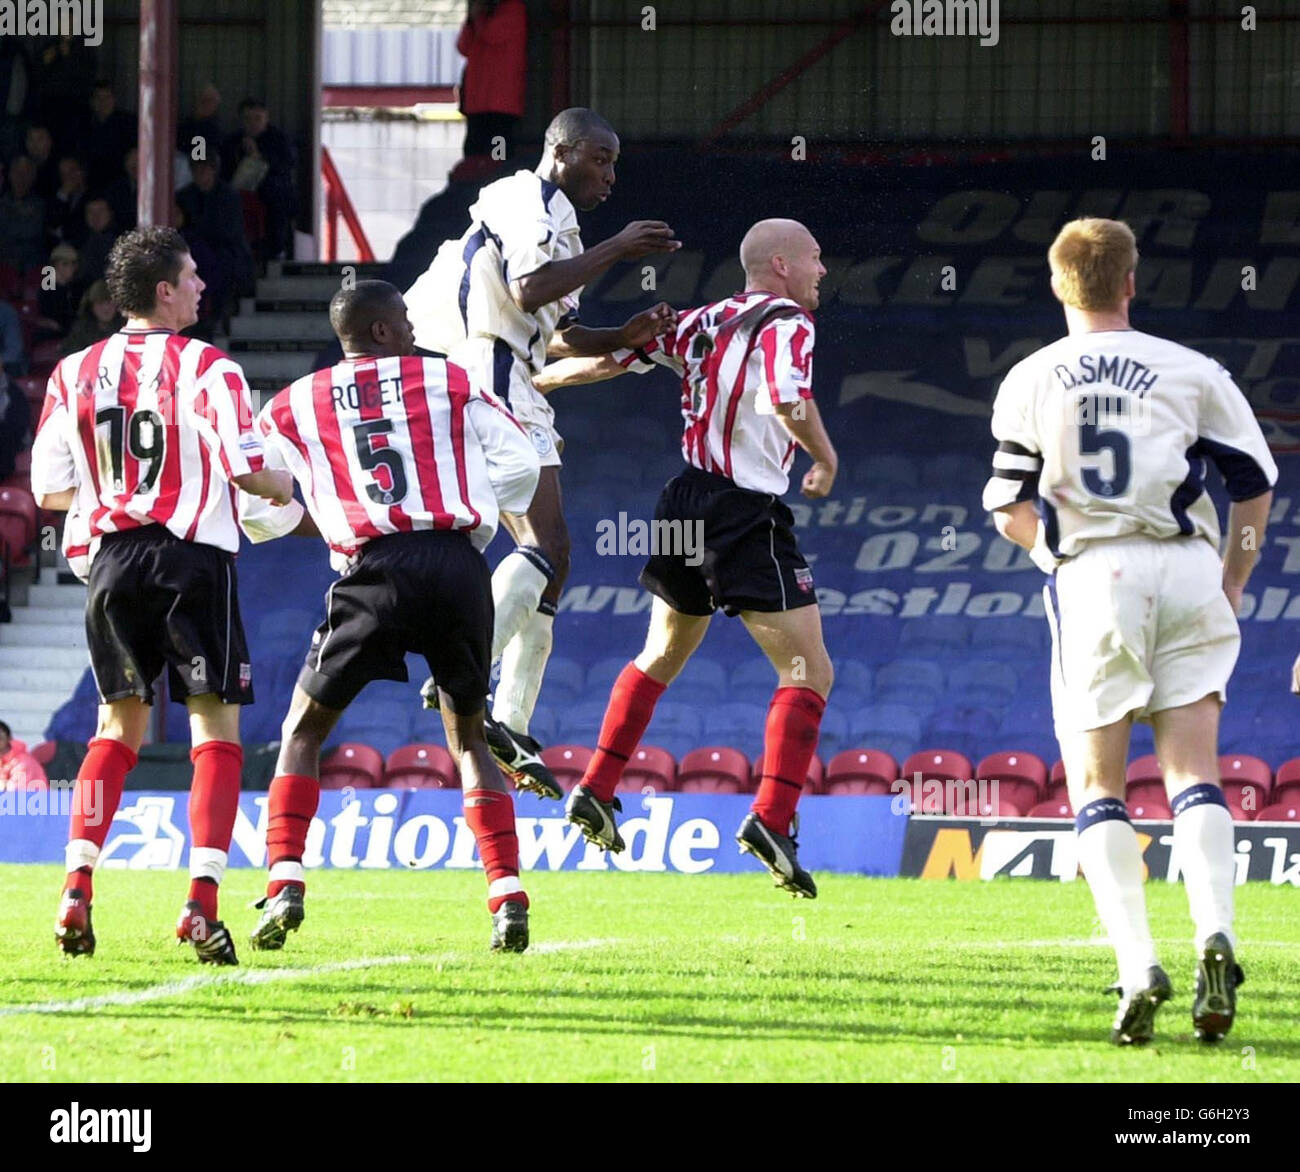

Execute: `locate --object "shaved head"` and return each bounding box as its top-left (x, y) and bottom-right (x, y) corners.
top-left (739, 219), bottom-right (825, 311)
top-left (329, 279), bottom-right (415, 357)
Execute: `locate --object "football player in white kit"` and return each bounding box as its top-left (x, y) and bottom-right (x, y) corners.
top-left (404, 107), bottom-right (677, 798)
top-left (983, 218), bottom-right (1277, 1045)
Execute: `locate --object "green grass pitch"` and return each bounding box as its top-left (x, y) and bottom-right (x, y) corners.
top-left (2, 864), bottom-right (1297, 1083)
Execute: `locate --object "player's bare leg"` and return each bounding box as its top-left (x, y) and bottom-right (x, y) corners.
top-left (1152, 694), bottom-right (1243, 1041)
top-left (566, 597), bottom-right (711, 851)
top-left (249, 685), bottom-right (343, 950)
top-left (734, 604), bottom-right (832, 898)
top-left (1061, 716), bottom-right (1170, 1044)
top-left (172, 694), bottom-right (244, 965)
top-left (55, 697), bottom-right (148, 956)
top-left (442, 694), bottom-right (530, 951)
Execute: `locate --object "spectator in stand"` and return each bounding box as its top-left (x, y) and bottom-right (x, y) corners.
top-left (179, 83), bottom-right (224, 162)
top-left (32, 36), bottom-right (94, 154)
top-left (178, 153), bottom-right (253, 313)
top-left (26, 123), bottom-right (58, 200)
top-left (0, 375), bottom-right (31, 481)
top-left (77, 197), bottom-right (117, 286)
top-left (40, 242), bottom-right (83, 334)
top-left (0, 300), bottom-right (26, 375)
top-left (221, 98), bottom-right (295, 261)
top-left (0, 721), bottom-right (46, 791)
top-left (456, 0), bottom-right (527, 161)
top-left (60, 279), bottom-right (122, 356)
top-left (0, 42), bottom-right (30, 160)
top-left (48, 155), bottom-right (88, 246)
top-left (0, 155), bottom-right (47, 270)
top-left (105, 146), bottom-right (138, 232)
top-left (79, 80), bottom-right (137, 193)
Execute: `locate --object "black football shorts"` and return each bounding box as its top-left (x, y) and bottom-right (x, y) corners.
top-left (85, 524), bottom-right (254, 706)
top-left (640, 466), bottom-right (818, 618)
top-left (297, 529), bottom-right (493, 714)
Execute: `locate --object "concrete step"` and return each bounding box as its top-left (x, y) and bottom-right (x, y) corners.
top-left (0, 688), bottom-right (68, 715)
top-left (256, 275), bottom-right (349, 300)
top-left (278, 261), bottom-right (386, 279)
top-left (1, 666), bottom-right (85, 690)
top-left (228, 313), bottom-right (335, 341)
top-left (26, 583), bottom-right (88, 607)
top-left (0, 623), bottom-right (86, 648)
top-left (19, 607), bottom-right (87, 624)
top-left (224, 350), bottom-right (317, 382)
top-left (0, 645), bottom-right (87, 669)
top-left (239, 297), bottom-right (332, 315)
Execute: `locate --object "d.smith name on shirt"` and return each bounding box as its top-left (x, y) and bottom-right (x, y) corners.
top-left (1053, 354), bottom-right (1161, 395)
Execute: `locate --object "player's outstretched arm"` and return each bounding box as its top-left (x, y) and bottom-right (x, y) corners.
top-left (510, 222), bottom-right (679, 314)
top-left (534, 354), bottom-right (628, 394)
top-left (233, 468), bottom-right (295, 505)
top-left (1223, 489), bottom-right (1271, 616)
top-left (550, 301), bottom-right (676, 359)
top-left (775, 399), bottom-right (838, 499)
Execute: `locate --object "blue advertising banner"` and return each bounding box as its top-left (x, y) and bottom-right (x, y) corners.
top-left (0, 789), bottom-right (908, 876)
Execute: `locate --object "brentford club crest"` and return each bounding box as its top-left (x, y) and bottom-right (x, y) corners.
top-left (794, 567), bottom-right (814, 593)
top-left (239, 663), bottom-right (252, 688)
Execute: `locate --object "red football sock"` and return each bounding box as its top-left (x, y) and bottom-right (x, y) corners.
top-left (188, 740), bottom-right (243, 919)
top-left (463, 788), bottom-right (528, 912)
top-left (64, 737), bottom-right (138, 900)
top-left (265, 773), bottom-right (320, 897)
top-left (753, 687), bottom-right (826, 835)
top-left (582, 663), bottom-right (667, 802)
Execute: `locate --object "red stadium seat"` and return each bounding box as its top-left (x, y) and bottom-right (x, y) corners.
top-left (0, 485), bottom-right (38, 546)
top-left (1270, 758), bottom-right (1300, 806)
top-left (541, 744), bottom-right (592, 791)
top-left (1128, 796), bottom-right (1172, 821)
top-left (976, 750), bottom-right (1047, 812)
top-left (825, 749), bottom-right (898, 795)
top-left (1218, 754), bottom-right (1271, 808)
top-left (320, 742), bottom-right (384, 789)
top-left (1226, 796), bottom-right (1253, 823)
top-left (1046, 759), bottom-right (1068, 802)
top-left (621, 745), bottom-right (677, 793)
top-left (1126, 754), bottom-right (1163, 787)
top-left (30, 338), bottom-right (62, 369)
top-left (752, 750), bottom-right (825, 794)
top-left (383, 743), bottom-right (459, 789)
top-left (1255, 803), bottom-right (1300, 823)
top-left (30, 740), bottom-right (56, 766)
top-left (678, 746), bottom-right (750, 794)
top-left (1028, 798), bottom-right (1073, 819)
top-left (16, 375), bottom-right (45, 415)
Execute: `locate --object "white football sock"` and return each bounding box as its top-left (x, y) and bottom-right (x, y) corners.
top-left (493, 608), bottom-right (554, 734)
top-left (1172, 793), bottom-right (1236, 950)
top-left (1076, 814), bottom-right (1160, 990)
top-left (491, 549), bottom-right (552, 663)
top-left (65, 839), bottom-right (100, 874)
top-left (189, 846), bottom-right (228, 885)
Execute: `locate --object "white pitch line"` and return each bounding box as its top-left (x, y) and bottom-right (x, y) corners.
top-left (0, 939), bottom-right (619, 1018)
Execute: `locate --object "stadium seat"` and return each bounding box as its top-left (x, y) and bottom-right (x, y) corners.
top-left (830, 658), bottom-right (873, 697)
top-left (0, 485), bottom-right (38, 553)
top-left (976, 751), bottom-right (1047, 812)
top-left (1255, 803), bottom-right (1300, 823)
top-left (825, 748), bottom-right (898, 796)
top-left (1218, 754), bottom-right (1271, 813)
top-left (705, 700), bottom-right (768, 745)
top-left (971, 620), bottom-right (1049, 659)
top-left (752, 749), bottom-right (825, 794)
top-left (1047, 759), bottom-right (1068, 802)
top-left (646, 702), bottom-right (705, 757)
top-left (673, 656), bottom-right (729, 705)
top-left (331, 722), bottom-right (410, 760)
top-left (1125, 755), bottom-right (1165, 807)
top-left (16, 375), bottom-right (45, 414)
top-left (1028, 798), bottom-right (1073, 819)
top-left (621, 745), bottom-right (677, 793)
top-left (947, 661), bottom-right (1018, 707)
top-left (949, 789), bottom-right (1028, 818)
top-left (541, 656), bottom-right (586, 705)
top-left (383, 743), bottom-right (459, 789)
top-left (585, 656), bottom-right (630, 696)
top-left (30, 740), bottom-right (56, 766)
top-left (849, 704), bottom-right (922, 763)
top-left (874, 657), bottom-right (945, 705)
top-left (677, 746), bottom-right (751, 793)
top-left (729, 656), bottom-right (775, 694)
top-left (902, 750), bottom-right (974, 784)
top-left (1129, 796), bottom-right (1172, 821)
top-left (541, 744), bottom-right (593, 790)
top-left (897, 617), bottom-right (971, 659)
top-left (320, 742), bottom-right (384, 789)
top-left (1270, 758), bottom-right (1300, 806)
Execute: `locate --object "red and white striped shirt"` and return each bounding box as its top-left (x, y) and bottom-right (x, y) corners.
top-left (615, 291), bottom-right (815, 495)
top-left (30, 329), bottom-right (264, 558)
top-left (253, 354), bottom-right (539, 571)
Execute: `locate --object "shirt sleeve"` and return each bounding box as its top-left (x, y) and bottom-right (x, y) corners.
top-left (1197, 359), bottom-right (1278, 501)
top-left (609, 326), bottom-right (683, 375)
top-left (466, 384), bottom-right (540, 516)
top-left (29, 363), bottom-right (77, 496)
top-left (752, 314), bottom-right (815, 416)
top-left (236, 406), bottom-right (304, 542)
top-left (982, 363), bottom-right (1044, 512)
top-left (493, 183), bottom-right (566, 285)
top-left (191, 350), bottom-right (265, 482)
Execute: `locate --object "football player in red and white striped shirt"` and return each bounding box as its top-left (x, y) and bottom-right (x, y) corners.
top-left (242, 280), bottom-right (543, 952)
top-left (31, 226), bottom-right (295, 964)
top-left (539, 219), bottom-right (838, 897)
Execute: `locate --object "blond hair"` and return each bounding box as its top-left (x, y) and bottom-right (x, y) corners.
top-left (1048, 218), bottom-right (1137, 311)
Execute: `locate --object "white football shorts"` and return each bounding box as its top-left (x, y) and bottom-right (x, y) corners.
top-left (448, 337), bottom-right (563, 470)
